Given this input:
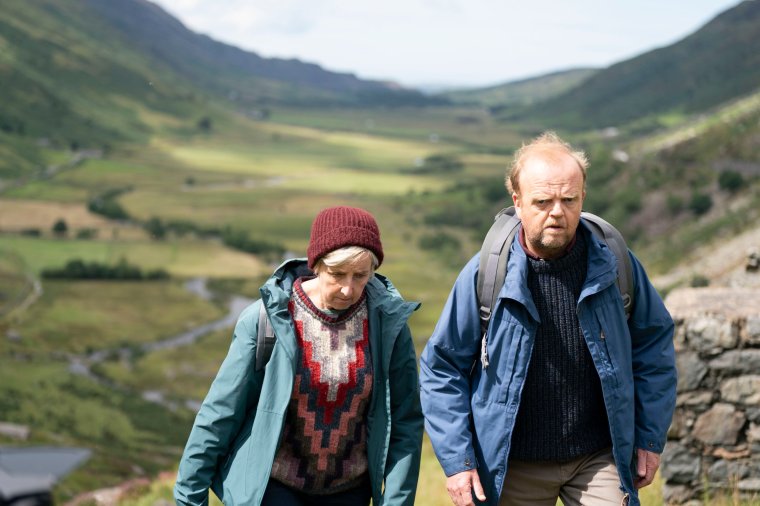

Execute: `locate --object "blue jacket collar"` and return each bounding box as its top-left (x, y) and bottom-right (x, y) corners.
top-left (501, 220), bottom-right (619, 320)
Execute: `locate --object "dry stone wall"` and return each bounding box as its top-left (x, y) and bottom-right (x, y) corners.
top-left (662, 288), bottom-right (760, 504)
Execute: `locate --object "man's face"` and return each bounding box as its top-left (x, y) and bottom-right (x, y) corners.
top-left (512, 151), bottom-right (585, 259)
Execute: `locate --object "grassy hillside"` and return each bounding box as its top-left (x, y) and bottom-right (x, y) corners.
top-left (503, 0), bottom-right (760, 131)
top-left (440, 68), bottom-right (598, 108)
top-left (0, 0), bottom-right (438, 177)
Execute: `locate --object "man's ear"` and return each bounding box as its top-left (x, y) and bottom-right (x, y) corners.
top-left (512, 192), bottom-right (522, 218)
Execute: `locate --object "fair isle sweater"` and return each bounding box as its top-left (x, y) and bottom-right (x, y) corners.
top-left (270, 278), bottom-right (373, 494)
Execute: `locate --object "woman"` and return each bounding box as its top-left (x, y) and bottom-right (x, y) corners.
top-left (174, 206), bottom-right (423, 506)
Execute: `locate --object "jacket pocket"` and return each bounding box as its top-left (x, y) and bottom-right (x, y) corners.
top-left (486, 313), bottom-right (529, 406)
top-left (593, 307), bottom-right (620, 390)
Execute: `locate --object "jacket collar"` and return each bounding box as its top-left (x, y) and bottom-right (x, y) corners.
top-left (501, 219), bottom-right (619, 321)
top-left (259, 258), bottom-right (419, 362)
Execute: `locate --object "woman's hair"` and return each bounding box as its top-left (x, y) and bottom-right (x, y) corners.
top-left (507, 131), bottom-right (589, 195)
top-left (313, 246), bottom-right (379, 274)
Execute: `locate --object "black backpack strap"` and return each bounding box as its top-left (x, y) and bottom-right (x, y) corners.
top-left (476, 207), bottom-right (521, 367)
top-left (580, 212), bottom-right (634, 319)
top-left (255, 301), bottom-right (276, 372)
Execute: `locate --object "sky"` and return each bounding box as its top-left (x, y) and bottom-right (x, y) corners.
top-left (150, 0), bottom-right (742, 89)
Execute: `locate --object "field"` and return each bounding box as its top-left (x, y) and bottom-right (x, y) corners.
top-left (4, 101), bottom-right (757, 505)
top-left (0, 102), bottom-right (519, 505)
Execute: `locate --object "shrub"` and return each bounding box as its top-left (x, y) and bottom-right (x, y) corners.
top-left (718, 170), bottom-right (745, 193)
top-left (76, 228), bottom-right (98, 239)
top-left (87, 187), bottom-right (132, 220)
top-left (689, 193), bottom-right (713, 216)
top-left (143, 217), bottom-right (167, 240)
top-left (221, 228), bottom-right (286, 260)
top-left (41, 258), bottom-right (169, 280)
top-left (52, 218), bottom-right (68, 236)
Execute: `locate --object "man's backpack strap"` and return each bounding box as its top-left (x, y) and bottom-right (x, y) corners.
top-left (578, 212), bottom-right (634, 319)
top-left (477, 207), bottom-right (521, 339)
top-left (255, 301), bottom-right (276, 372)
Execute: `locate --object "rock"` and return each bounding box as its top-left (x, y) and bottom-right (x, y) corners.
top-left (666, 288), bottom-right (760, 319)
top-left (747, 407), bottom-right (760, 423)
top-left (721, 375), bottom-right (760, 405)
top-left (707, 459), bottom-right (749, 482)
top-left (668, 410), bottom-right (693, 439)
top-left (686, 316), bottom-right (738, 353)
top-left (661, 443), bottom-right (701, 484)
top-left (747, 423), bottom-right (760, 444)
top-left (738, 478), bottom-right (760, 492)
top-left (693, 404), bottom-right (745, 446)
top-left (676, 390), bottom-right (715, 407)
top-left (709, 349), bottom-right (760, 374)
top-left (677, 352), bottom-right (708, 391)
top-left (746, 316), bottom-right (760, 345)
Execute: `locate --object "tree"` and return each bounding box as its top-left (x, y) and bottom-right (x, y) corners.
top-left (52, 218), bottom-right (68, 236)
top-left (144, 217), bottom-right (167, 240)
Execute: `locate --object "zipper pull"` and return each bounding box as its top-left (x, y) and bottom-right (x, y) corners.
top-left (600, 330), bottom-right (606, 340)
top-left (480, 334), bottom-right (490, 369)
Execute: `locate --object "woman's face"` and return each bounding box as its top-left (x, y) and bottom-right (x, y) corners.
top-left (314, 254), bottom-right (373, 310)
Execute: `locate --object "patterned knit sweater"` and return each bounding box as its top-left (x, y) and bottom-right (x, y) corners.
top-left (270, 278), bottom-right (373, 494)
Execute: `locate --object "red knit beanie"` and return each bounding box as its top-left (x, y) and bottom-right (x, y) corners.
top-left (307, 206), bottom-right (384, 269)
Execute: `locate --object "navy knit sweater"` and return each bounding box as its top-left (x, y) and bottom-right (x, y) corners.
top-left (509, 231), bottom-right (612, 462)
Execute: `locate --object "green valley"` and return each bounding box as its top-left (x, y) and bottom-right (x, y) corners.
top-left (1, 1), bottom-right (760, 505)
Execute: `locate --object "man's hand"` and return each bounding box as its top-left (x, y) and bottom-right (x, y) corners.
top-left (446, 469), bottom-right (486, 506)
top-left (634, 449), bottom-right (660, 489)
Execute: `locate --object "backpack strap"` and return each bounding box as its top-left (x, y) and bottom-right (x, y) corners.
top-left (477, 207), bottom-right (521, 339)
top-left (475, 206), bottom-right (634, 368)
top-left (255, 301), bottom-right (276, 372)
top-left (578, 212), bottom-right (634, 319)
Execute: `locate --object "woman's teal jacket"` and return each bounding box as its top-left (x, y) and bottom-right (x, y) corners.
top-left (174, 259), bottom-right (423, 506)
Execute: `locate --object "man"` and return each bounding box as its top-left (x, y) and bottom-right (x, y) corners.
top-left (420, 132), bottom-right (676, 506)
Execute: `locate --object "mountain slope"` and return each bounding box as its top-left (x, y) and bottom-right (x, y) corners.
top-left (504, 0), bottom-right (760, 129)
top-left (439, 68), bottom-right (598, 108)
top-left (81, 0), bottom-right (413, 101)
top-left (0, 0), bottom-right (434, 176)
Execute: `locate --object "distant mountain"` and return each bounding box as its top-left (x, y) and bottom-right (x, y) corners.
top-left (502, 0), bottom-right (760, 130)
top-left (438, 68), bottom-right (598, 108)
top-left (0, 0), bottom-right (437, 170)
top-left (82, 0), bottom-right (427, 103)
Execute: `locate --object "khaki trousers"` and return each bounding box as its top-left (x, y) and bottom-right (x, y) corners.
top-left (498, 448), bottom-right (628, 506)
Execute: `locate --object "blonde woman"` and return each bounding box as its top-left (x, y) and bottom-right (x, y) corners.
top-left (175, 206), bottom-right (423, 506)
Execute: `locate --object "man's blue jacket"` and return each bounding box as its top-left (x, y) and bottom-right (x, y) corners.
top-left (419, 221), bottom-right (676, 505)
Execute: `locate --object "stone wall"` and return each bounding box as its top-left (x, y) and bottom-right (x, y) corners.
top-left (661, 287), bottom-right (760, 504)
